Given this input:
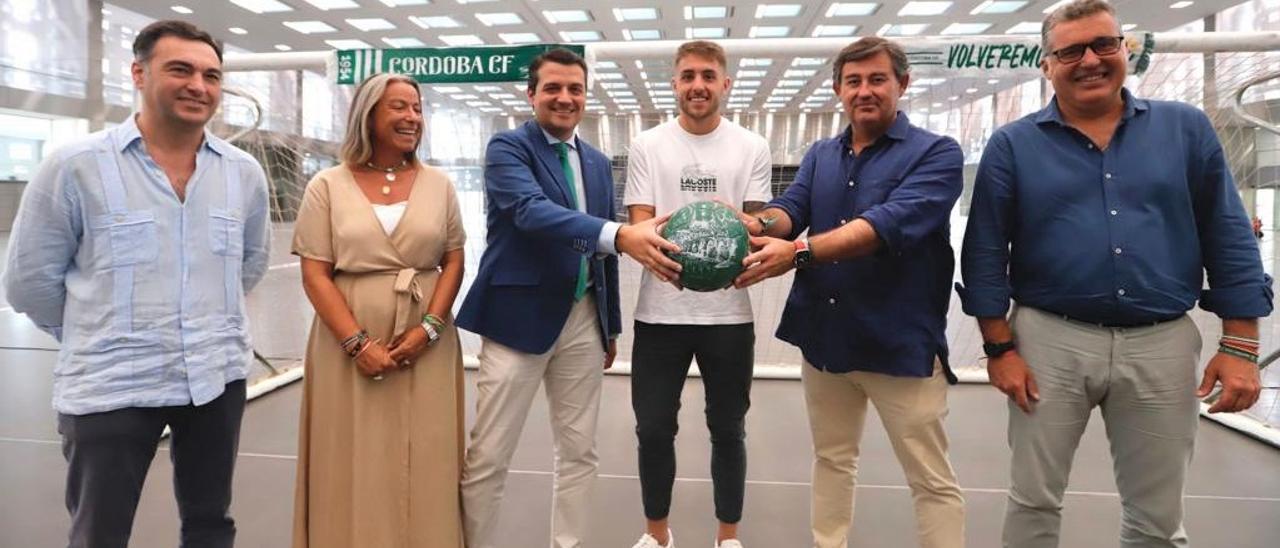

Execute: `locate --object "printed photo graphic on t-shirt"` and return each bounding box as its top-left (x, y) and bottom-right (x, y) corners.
top-left (679, 163), bottom-right (718, 193)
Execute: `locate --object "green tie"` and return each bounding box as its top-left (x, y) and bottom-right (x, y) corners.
top-left (555, 141), bottom-right (590, 302)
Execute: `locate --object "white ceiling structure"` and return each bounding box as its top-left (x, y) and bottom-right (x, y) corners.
top-left (106, 0), bottom-right (1245, 116)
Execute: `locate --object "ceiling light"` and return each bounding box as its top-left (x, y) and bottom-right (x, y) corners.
top-left (988, 79), bottom-right (1000, 84)
top-left (561, 30), bottom-right (603, 42)
top-left (410, 16), bottom-right (462, 28)
top-left (301, 0), bottom-right (359, 9)
top-left (171, 5), bottom-right (193, 14)
top-left (1122, 23), bottom-right (1137, 31)
top-left (740, 58), bottom-right (773, 67)
top-left (325, 39), bottom-right (373, 49)
top-left (737, 70), bottom-right (767, 78)
top-left (595, 61), bottom-right (618, 69)
top-left (1004, 21), bottom-right (1041, 34)
top-left (756, 4), bottom-right (803, 18)
top-left (686, 27), bottom-right (727, 38)
top-left (684, 6), bottom-right (730, 19)
top-left (452, 94), bottom-right (480, 100)
top-left (347, 18), bottom-right (396, 31)
top-left (879, 23), bottom-right (929, 36)
top-left (898, 2), bottom-right (952, 16)
top-left (379, 0), bottom-right (430, 6)
top-left (499, 32), bottom-right (540, 44)
top-left (595, 72), bottom-right (624, 80)
top-left (776, 80), bottom-right (806, 87)
top-left (476, 12), bottom-right (523, 26)
top-left (467, 101), bottom-right (490, 107)
top-left (784, 69), bottom-right (816, 78)
top-left (825, 2), bottom-right (879, 16)
top-left (623, 29), bottom-right (662, 40)
top-left (229, 0), bottom-right (293, 13)
top-left (544, 10), bottom-right (592, 24)
top-left (941, 22), bottom-right (992, 35)
top-left (749, 26), bottom-right (791, 38)
top-left (434, 86), bottom-right (463, 93)
top-left (440, 34), bottom-right (484, 46)
top-left (382, 37), bottom-right (426, 48)
top-left (613, 7), bottom-right (658, 21)
top-left (599, 82), bottom-right (629, 89)
top-left (792, 57), bottom-right (826, 66)
top-left (812, 25), bottom-right (857, 37)
top-left (965, 88), bottom-right (979, 93)
top-left (284, 21), bottom-right (338, 34)
top-left (1170, 1), bottom-right (1193, 7)
top-left (970, 1), bottom-right (1028, 14)
top-left (914, 77), bottom-right (946, 85)
top-left (737, 80), bottom-right (762, 87)
top-left (274, 44), bottom-right (292, 51)
top-left (228, 27), bottom-right (247, 34)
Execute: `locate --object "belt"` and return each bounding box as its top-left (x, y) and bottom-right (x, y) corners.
top-left (1047, 310), bottom-right (1182, 329)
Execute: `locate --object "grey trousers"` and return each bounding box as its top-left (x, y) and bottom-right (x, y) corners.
top-left (1004, 307), bottom-right (1201, 548)
top-left (58, 380), bottom-right (246, 548)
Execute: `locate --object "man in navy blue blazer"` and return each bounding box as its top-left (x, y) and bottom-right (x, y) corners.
top-left (457, 48), bottom-right (680, 548)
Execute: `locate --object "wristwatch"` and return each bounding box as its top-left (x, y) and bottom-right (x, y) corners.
top-left (793, 238), bottom-right (813, 269)
top-left (983, 340), bottom-right (1016, 359)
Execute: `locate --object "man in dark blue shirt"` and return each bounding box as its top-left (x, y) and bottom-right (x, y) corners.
top-left (958, 1), bottom-right (1270, 546)
top-left (735, 36), bottom-right (965, 548)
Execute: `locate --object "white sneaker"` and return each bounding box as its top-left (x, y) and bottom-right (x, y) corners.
top-left (715, 540), bottom-right (743, 548)
top-left (631, 531), bottom-right (674, 548)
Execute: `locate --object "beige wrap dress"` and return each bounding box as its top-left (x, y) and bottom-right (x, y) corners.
top-left (290, 164), bottom-right (466, 548)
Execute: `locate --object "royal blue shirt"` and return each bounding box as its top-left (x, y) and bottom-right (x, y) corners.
top-left (770, 113), bottom-right (964, 380)
top-left (958, 89), bottom-right (1272, 323)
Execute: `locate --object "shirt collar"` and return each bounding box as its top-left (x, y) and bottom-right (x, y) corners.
top-left (838, 110), bottom-right (911, 147)
top-left (1036, 87), bottom-right (1148, 126)
top-left (541, 126), bottom-right (579, 150)
top-left (112, 113), bottom-right (226, 156)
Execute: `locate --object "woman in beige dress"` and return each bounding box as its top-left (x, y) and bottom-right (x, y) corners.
top-left (291, 73), bottom-right (466, 548)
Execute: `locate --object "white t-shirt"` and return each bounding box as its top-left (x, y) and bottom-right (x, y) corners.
top-left (624, 117), bottom-right (773, 325)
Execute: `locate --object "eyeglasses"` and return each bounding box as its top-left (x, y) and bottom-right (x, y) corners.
top-left (1048, 36), bottom-right (1125, 64)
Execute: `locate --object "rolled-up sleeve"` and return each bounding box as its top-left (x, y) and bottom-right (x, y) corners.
top-left (858, 137), bottom-right (963, 254)
top-left (2, 152), bottom-right (83, 338)
top-left (769, 145), bottom-right (817, 240)
top-left (1191, 113), bottom-right (1274, 318)
top-left (240, 161), bottom-right (271, 293)
top-left (957, 131), bottom-right (1017, 318)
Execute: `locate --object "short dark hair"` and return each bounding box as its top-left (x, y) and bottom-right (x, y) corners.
top-left (527, 48), bottom-right (588, 92)
top-left (675, 40), bottom-right (727, 70)
top-left (831, 36), bottom-right (910, 87)
top-left (1041, 0), bottom-right (1121, 51)
top-left (133, 20), bottom-right (223, 64)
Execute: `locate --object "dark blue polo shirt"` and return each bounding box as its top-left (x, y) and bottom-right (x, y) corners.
top-left (770, 113), bottom-right (964, 380)
top-left (958, 89), bottom-right (1272, 323)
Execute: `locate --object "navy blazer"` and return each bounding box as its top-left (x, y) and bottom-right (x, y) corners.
top-left (457, 120), bottom-right (622, 354)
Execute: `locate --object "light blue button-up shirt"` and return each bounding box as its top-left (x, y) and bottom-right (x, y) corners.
top-left (2, 115), bottom-right (271, 415)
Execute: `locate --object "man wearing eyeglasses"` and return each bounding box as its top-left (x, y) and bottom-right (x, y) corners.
top-left (958, 1), bottom-right (1270, 547)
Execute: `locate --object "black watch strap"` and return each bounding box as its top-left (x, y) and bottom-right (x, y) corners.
top-left (983, 340), bottom-right (1016, 358)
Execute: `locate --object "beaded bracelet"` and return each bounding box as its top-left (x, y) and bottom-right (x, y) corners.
top-left (422, 313), bottom-right (445, 332)
top-left (341, 330), bottom-right (369, 357)
top-left (1218, 344), bottom-right (1259, 363)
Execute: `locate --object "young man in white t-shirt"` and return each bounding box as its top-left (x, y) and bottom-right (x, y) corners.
top-left (624, 40), bottom-right (772, 548)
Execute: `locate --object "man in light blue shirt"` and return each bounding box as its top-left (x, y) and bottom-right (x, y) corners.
top-left (3, 20), bottom-right (269, 548)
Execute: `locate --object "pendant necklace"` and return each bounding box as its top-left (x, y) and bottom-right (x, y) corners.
top-left (364, 159), bottom-right (409, 195)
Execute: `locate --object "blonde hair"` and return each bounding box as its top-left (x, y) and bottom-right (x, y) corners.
top-left (339, 72), bottom-right (423, 166)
